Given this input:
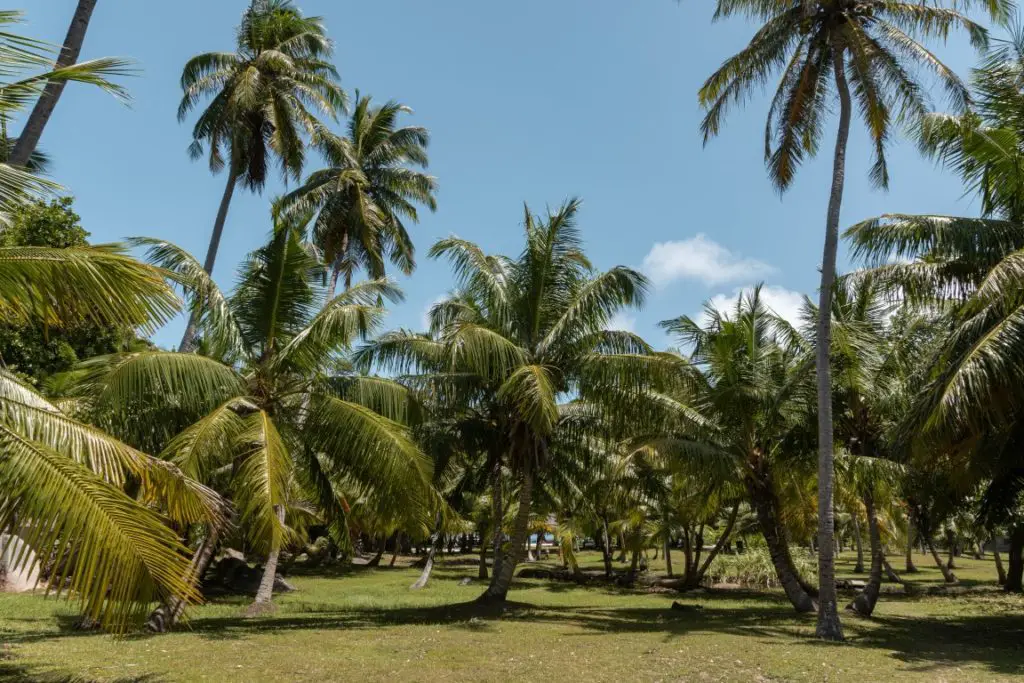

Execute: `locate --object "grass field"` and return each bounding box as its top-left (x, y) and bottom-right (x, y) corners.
top-left (2, 550), bottom-right (1022, 682)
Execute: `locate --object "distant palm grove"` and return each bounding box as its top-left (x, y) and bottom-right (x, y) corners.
top-left (2, 0), bottom-right (1024, 678)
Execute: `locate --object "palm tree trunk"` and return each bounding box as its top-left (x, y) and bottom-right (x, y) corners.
top-left (490, 457), bottom-right (504, 582)
top-left (747, 477), bottom-right (816, 613)
top-left (853, 514), bottom-right (865, 574)
top-left (366, 536), bottom-right (387, 567)
top-left (479, 468), bottom-right (532, 602)
top-left (945, 529), bottom-right (957, 569)
top-left (247, 506), bottom-right (284, 615)
top-left (147, 526), bottom-right (220, 632)
top-left (993, 536), bottom-right (1006, 585)
top-left (814, 43), bottom-right (852, 642)
top-left (478, 540), bottom-right (489, 580)
top-left (848, 488), bottom-right (882, 616)
top-left (601, 516), bottom-right (613, 579)
top-left (533, 529), bottom-right (543, 559)
top-left (1005, 525), bottom-right (1024, 593)
top-left (925, 535), bottom-right (957, 584)
top-left (688, 501), bottom-right (741, 590)
top-left (9, 0), bottom-right (97, 167)
top-left (410, 514), bottom-right (443, 590)
top-left (627, 548), bottom-right (640, 582)
top-left (179, 169), bottom-right (237, 352)
top-left (389, 532), bottom-right (402, 567)
top-left (905, 529), bottom-right (919, 573)
top-left (664, 533), bottom-right (674, 578)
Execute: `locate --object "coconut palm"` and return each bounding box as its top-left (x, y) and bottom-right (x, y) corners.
top-left (356, 198), bottom-right (657, 601)
top-left (0, 10), bottom-right (130, 217)
top-left (279, 94), bottom-right (438, 297)
top-left (699, 0), bottom-right (999, 639)
top-left (8, 1), bottom-right (99, 168)
top-left (177, 0), bottom-right (346, 350)
top-left (656, 287), bottom-right (819, 612)
top-left (70, 228), bottom-right (434, 618)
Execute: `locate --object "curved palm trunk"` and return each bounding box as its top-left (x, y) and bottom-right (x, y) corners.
top-left (814, 44), bottom-right (852, 641)
top-left (179, 170), bottom-right (237, 352)
top-left (478, 469), bottom-right (532, 602)
top-left (410, 514), bottom-right (443, 590)
top-left (905, 529), bottom-right (919, 573)
top-left (848, 489), bottom-right (882, 616)
top-left (1005, 526), bottom-right (1024, 593)
top-left (925, 535), bottom-right (957, 584)
top-left (389, 532), bottom-right (402, 567)
top-left (748, 477), bottom-right (816, 613)
top-left (853, 514), bottom-right (865, 574)
top-left (993, 536), bottom-right (1006, 585)
top-left (9, 0), bottom-right (97, 167)
top-left (247, 506), bottom-right (284, 615)
top-left (684, 501), bottom-right (741, 590)
top-left (147, 526), bottom-right (220, 632)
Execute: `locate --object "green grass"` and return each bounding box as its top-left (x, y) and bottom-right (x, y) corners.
top-left (2, 550), bottom-right (1022, 682)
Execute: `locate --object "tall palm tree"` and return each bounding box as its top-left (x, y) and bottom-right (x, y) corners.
top-left (279, 94), bottom-right (438, 297)
top-left (656, 287), bottom-right (819, 612)
top-left (9, 0), bottom-right (99, 168)
top-left (698, 0), bottom-right (999, 639)
top-left (356, 198), bottom-right (657, 602)
top-left (73, 228), bottom-right (434, 617)
top-left (0, 10), bottom-right (130, 217)
top-left (177, 0), bottom-right (346, 350)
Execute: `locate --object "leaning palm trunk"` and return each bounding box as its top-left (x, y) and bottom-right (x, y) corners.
top-left (905, 529), bottom-right (919, 573)
top-left (478, 469), bottom-right (532, 602)
top-left (853, 514), bottom-right (865, 574)
top-left (683, 501), bottom-right (740, 590)
top-left (147, 526), bottom-right (221, 633)
top-left (814, 43), bottom-right (852, 642)
top-left (945, 529), bottom-right (957, 569)
top-left (993, 537), bottom-right (1006, 585)
top-left (247, 506), bottom-right (285, 615)
top-left (180, 169), bottom-right (237, 351)
top-left (9, 0), bottom-right (97, 167)
top-left (747, 477), bottom-right (816, 612)
top-left (925, 535), bottom-right (957, 584)
top-left (410, 513), bottom-right (443, 590)
top-left (848, 489), bottom-right (882, 616)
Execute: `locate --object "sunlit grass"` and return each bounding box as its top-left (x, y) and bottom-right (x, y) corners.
top-left (1, 550), bottom-right (1022, 682)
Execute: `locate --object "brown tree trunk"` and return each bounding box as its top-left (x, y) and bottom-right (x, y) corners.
top-left (905, 528), bottom-right (919, 573)
top-left (366, 535), bottom-right (387, 567)
top-left (147, 526), bottom-right (220, 632)
top-left (389, 532), bottom-right (402, 567)
top-left (479, 467), bottom-right (532, 602)
top-left (852, 513), bottom-right (865, 574)
top-left (410, 514), bottom-right (443, 590)
top-left (247, 506), bottom-right (284, 615)
top-left (945, 529), bottom-right (957, 569)
top-left (9, 0), bottom-right (97, 167)
top-left (478, 539), bottom-right (489, 580)
top-left (814, 42), bottom-right (852, 642)
top-left (925, 535), bottom-right (957, 584)
top-left (747, 476), bottom-right (816, 613)
top-left (490, 458), bottom-right (504, 583)
top-left (993, 537), bottom-right (1006, 585)
top-left (1005, 526), bottom-right (1024, 593)
top-left (848, 489), bottom-right (882, 616)
top-left (686, 501), bottom-right (741, 590)
top-left (664, 533), bottom-right (673, 578)
top-left (601, 516), bottom-right (613, 579)
top-left (180, 169), bottom-right (238, 352)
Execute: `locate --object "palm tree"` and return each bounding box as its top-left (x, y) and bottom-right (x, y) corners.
top-left (356, 198), bottom-right (657, 602)
top-left (177, 0), bottom-right (346, 350)
top-left (657, 287), bottom-right (819, 612)
top-left (0, 10), bottom-right (130, 217)
top-left (72, 228), bottom-right (434, 618)
top-left (279, 94), bottom-right (438, 297)
top-left (698, 0), bottom-right (998, 640)
top-left (8, 1), bottom-right (99, 167)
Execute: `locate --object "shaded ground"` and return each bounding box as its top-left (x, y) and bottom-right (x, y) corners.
top-left (1, 550), bottom-right (1022, 682)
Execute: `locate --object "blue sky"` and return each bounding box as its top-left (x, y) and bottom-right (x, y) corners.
top-left (24, 0), bottom-right (989, 349)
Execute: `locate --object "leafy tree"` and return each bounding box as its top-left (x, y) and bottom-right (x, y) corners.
top-left (177, 0), bottom-right (346, 350)
top-left (0, 198), bottom-right (149, 385)
top-left (698, 0), bottom-right (1000, 639)
top-left (357, 198), bottom-right (656, 602)
top-left (279, 94), bottom-right (438, 297)
top-left (72, 228), bottom-right (435, 618)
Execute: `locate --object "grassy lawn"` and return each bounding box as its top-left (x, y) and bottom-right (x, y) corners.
top-left (2, 550), bottom-right (1022, 682)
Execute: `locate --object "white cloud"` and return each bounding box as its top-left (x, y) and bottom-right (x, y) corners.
top-left (607, 312), bottom-right (636, 333)
top-left (703, 285), bottom-right (808, 327)
top-left (642, 234), bottom-right (776, 287)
